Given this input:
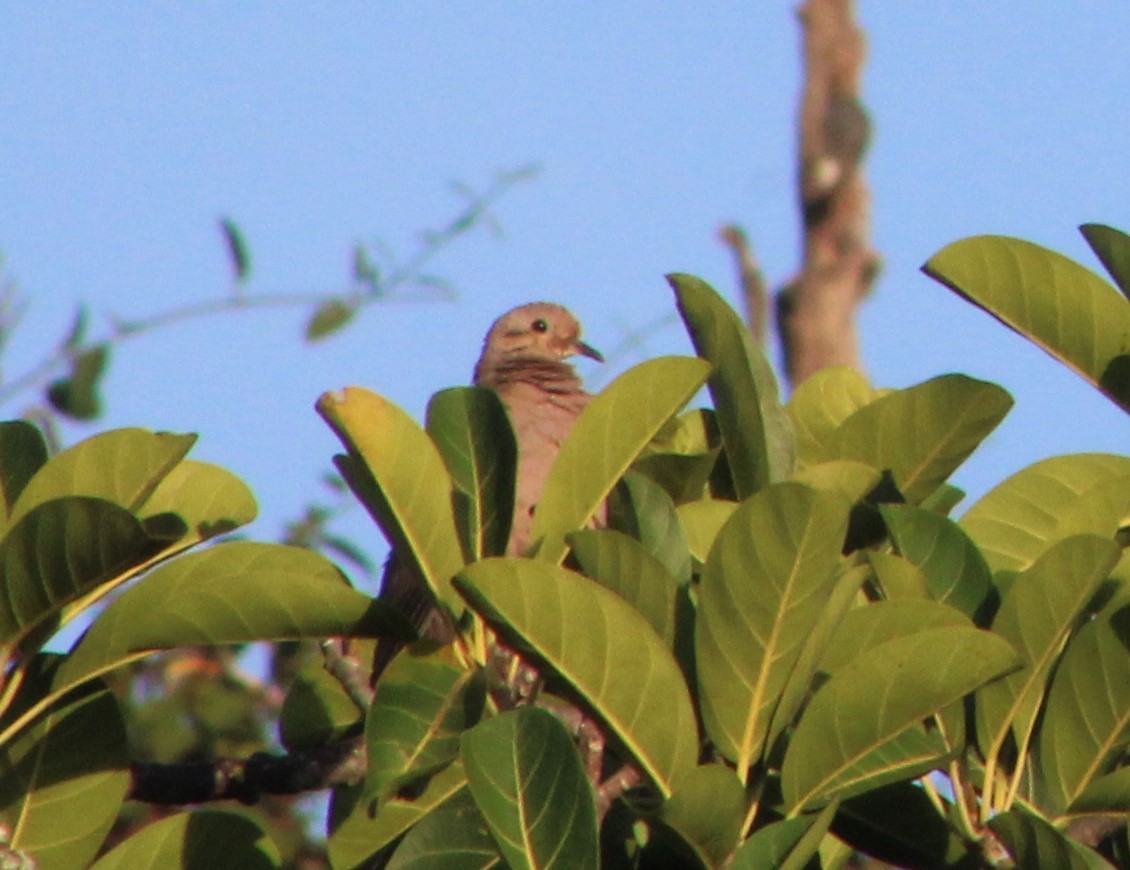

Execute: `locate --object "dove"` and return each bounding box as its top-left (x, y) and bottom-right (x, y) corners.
top-left (373, 302), bottom-right (601, 678)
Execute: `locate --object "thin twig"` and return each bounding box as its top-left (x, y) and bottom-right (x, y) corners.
top-left (719, 223), bottom-right (768, 342)
top-left (320, 639), bottom-right (374, 710)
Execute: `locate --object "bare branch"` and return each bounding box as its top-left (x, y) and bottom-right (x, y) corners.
top-left (719, 223), bottom-right (768, 342)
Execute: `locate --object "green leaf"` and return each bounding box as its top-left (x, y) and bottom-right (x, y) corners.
top-left (455, 558), bottom-right (698, 797)
top-left (1080, 223), bottom-right (1130, 300)
top-left (960, 454), bottom-right (1130, 573)
top-left (461, 708), bottom-right (598, 870)
top-left (1070, 767), bottom-right (1130, 816)
top-left (0, 682), bottom-right (129, 870)
top-left (659, 764), bottom-right (745, 868)
top-left (675, 499), bottom-right (737, 565)
top-left (608, 470), bottom-right (692, 585)
top-left (786, 366), bottom-right (874, 466)
top-left (386, 791), bottom-right (501, 870)
top-left (866, 551), bottom-right (932, 601)
top-left (989, 808), bottom-right (1114, 870)
top-left (976, 536), bottom-right (1120, 778)
top-left (328, 763), bottom-right (467, 870)
top-left (47, 343), bottom-right (110, 420)
top-left (669, 273), bottom-right (793, 495)
top-left (0, 497), bottom-right (163, 648)
top-left (924, 234), bottom-right (1130, 414)
top-left (3, 428), bottom-right (196, 537)
top-left (0, 421), bottom-right (48, 523)
top-left (306, 299), bottom-right (358, 342)
top-left (790, 460), bottom-right (881, 505)
top-left (782, 625), bottom-right (1020, 811)
top-left (136, 458), bottom-right (258, 544)
top-left (91, 809), bottom-right (280, 870)
top-left (882, 504), bottom-right (994, 619)
top-left (1035, 588), bottom-right (1130, 815)
top-left (318, 387), bottom-right (464, 611)
top-left (367, 644), bottom-right (484, 800)
top-left (60, 542), bottom-right (405, 693)
top-left (568, 529), bottom-right (681, 647)
top-left (530, 356), bottom-right (711, 563)
top-left (426, 387), bottom-right (516, 561)
top-left (219, 216), bottom-right (252, 282)
top-left (731, 801), bottom-right (838, 870)
top-left (696, 483), bottom-right (850, 774)
top-left (279, 664), bottom-right (362, 751)
top-left (831, 374), bottom-right (1012, 504)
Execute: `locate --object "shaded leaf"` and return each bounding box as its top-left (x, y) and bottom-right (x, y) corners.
top-left (318, 387), bottom-right (464, 612)
top-left (279, 664), bottom-right (362, 751)
top-left (306, 299), bottom-right (357, 342)
top-left (0, 682), bottom-right (128, 870)
top-left (1070, 767), bottom-right (1130, 816)
top-left (461, 708), bottom-right (598, 870)
top-left (924, 234), bottom-right (1130, 414)
top-left (783, 626), bottom-right (1019, 811)
top-left (219, 217), bottom-right (252, 282)
top-left (530, 356), bottom-right (711, 563)
top-left (831, 374), bottom-right (1012, 505)
top-left (48, 343), bottom-right (109, 420)
top-left (659, 764), bottom-right (745, 868)
top-left (0, 421), bottom-right (48, 523)
top-left (669, 273), bottom-right (793, 495)
top-left (960, 454), bottom-right (1130, 573)
top-left (1080, 223), bottom-right (1130, 300)
top-left (91, 809), bottom-right (280, 870)
top-left (455, 558), bottom-right (697, 796)
top-left (386, 790), bottom-right (500, 870)
top-left (786, 365), bottom-right (874, 466)
top-left (608, 470), bottom-right (692, 585)
top-left (426, 387), bottom-right (516, 561)
top-left (696, 483), bottom-right (850, 774)
top-left (731, 801), bottom-right (838, 870)
top-left (631, 450), bottom-right (719, 505)
top-left (989, 808), bottom-right (1114, 870)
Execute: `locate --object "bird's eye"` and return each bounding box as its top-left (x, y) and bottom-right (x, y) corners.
top-left (531, 318), bottom-right (549, 333)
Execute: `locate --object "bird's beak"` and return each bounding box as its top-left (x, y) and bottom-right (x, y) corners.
top-left (574, 340), bottom-right (604, 363)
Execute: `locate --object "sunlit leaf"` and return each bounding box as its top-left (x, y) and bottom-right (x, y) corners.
top-left (426, 387), bottom-right (516, 561)
top-left (531, 356), bottom-right (711, 563)
top-left (782, 626), bottom-right (1019, 811)
top-left (696, 483), bottom-right (850, 774)
top-left (924, 234), bottom-right (1130, 413)
top-left (1080, 223), bottom-right (1130, 300)
top-left (318, 387), bottom-right (464, 611)
top-left (790, 460), bottom-right (881, 505)
top-left (675, 499), bottom-right (737, 565)
top-left (866, 551), bottom-right (931, 601)
top-left (960, 454), bottom-right (1130, 572)
top-left (137, 458), bottom-right (258, 544)
top-left (461, 708), bottom-right (598, 870)
top-left (669, 273), bottom-right (793, 495)
top-left (830, 375), bottom-right (1012, 505)
top-left (91, 810), bottom-right (280, 870)
top-left (455, 558), bottom-right (697, 796)
top-left (786, 366), bottom-right (874, 466)
top-left (659, 765), bottom-right (745, 868)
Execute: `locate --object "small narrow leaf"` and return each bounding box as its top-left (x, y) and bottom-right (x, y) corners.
top-left (670, 273), bottom-right (794, 495)
top-left (1080, 223), bottom-right (1130, 300)
top-left (219, 216), bottom-right (252, 282)
top-left (91, 810), bottom-right (280, 870)
top-left (47, 344), bottom-right (110, 420)
top-left (530, 356), bottom-right (711, 563)
top-left (306, 299), bottom-right (357, 341)
top-left (455, 558), bottom-right (697, 796)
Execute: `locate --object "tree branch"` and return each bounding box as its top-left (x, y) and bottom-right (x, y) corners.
top-left (719, 224), bottom-right (768, 342)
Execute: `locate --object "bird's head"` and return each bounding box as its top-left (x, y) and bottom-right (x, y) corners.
top-left (475, 303), bottom-right (602, 384)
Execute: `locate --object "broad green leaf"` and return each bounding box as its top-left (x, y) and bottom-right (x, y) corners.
top-left (924, 234), bottom-right (1130, 413)
top-left (568, 530), bottom-right (680, 647)
top-left (786, 366), bottom-right (874, 466)
top-left (658, 764), bottom-right (745, 868)
top-left (790, 460), bottom-right (881, 505)
top-left (670, 273), bottom-right (793, 495)
top-left (0, 421), bottom-right (48, 523)
top-left (306, 299), bottom-right (357, 341)
top-left (631, 450), bottom-right (719, 505)
top-left (921, 482), bottom-right (965, 515)
top-left (782, 626), bottom-right (1019, 811)
top-left (696, 483), bottom-right (850, 774)
top-left (1036, 589), bottom-right (1130, 815)
top-left (676, 499), bottom-right (737, 565)
top-left (989, 808), bottom-right (1115, 870)
top-left (1080, 223), bottom-right (1130, 300)
top-left (318, 387), bottom-right (464, 610)
top-left (367, 644), bottom-right (484, 800)
top-left (960, 454), bottom-right (1130, 572)
top-left (0, 497), bottom-right (163, 647)
top-left (831, 375), bottom-right (1012, 505)
top-left (882, 504), bottom-right (993, 619)
top-left (0, 682), bottom-right (128, 870)
top-left (530, 356), bottom-right (711, 563)
top-left (91, 810), bottom-right (280, 870)
top-left (455, 559), bottom-right (697, 796)
top-left (1070, 768), bottom-right (1130, 816)
top-left (279, 664), bottom-right (362, 751)
top-left (386, 791), bottom-right (501, 870)
top-left (138, 459), bottom-right (257, 544)
top-left (607, 471), bottom-right (692, 585)
top-left (426, 387), bottom-right (516, 561)
top-left (59, 542), bottom-right (405, 694)
top-left (731, 801), bottom-right (838, 870)
top-left (977, 536), bottom-right (1120, 780)
top-left (328, 763), bottom-right (467, 870)
top-left (461, 708), bottom-right (598, 870)
top-left (3, 428), bottom-right (195, 536)
top-left (866, 551), bottom-right (931, 601)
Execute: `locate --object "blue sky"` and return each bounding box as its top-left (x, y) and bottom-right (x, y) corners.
top-left (2, 5), bottom-right (1128, 593)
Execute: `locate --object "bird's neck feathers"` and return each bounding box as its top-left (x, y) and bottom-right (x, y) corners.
top-left (474, 355), bottom-right (584, 394)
